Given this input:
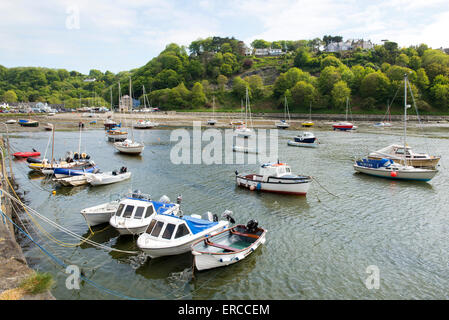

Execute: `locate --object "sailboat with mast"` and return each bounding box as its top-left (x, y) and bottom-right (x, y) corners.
top-left (106, 82), bottom-right (128, 142)
top-left (302, 102), bottom-right (314, 127)
top-left (234, 87), bottom-right (254, 138)
top-left (353, 74), bottom-right (438, 181)
top-left (373, 100), bottom-right (392, 127)
top-left (134, 85), bottom-right (159, 129)
top-left (114, 77), bottom-right (145, 155)
top-left (207, 96), bottom-right (217, 126)
top-left (275, 96), bottom-right (290, 129)
top-left (332, 97), bottom-right (355, 131)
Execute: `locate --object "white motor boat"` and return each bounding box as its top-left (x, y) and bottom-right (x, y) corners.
top-left (287, 141), bottom-right (318, 148)
top-left (235, 162), bottom-right (312, 195)
top-left (353, 158), bottom-right (438, 182)
top-left (137, 210), bottom-right (233, 258)
top-left (275, 120), bottom-right (290, 129)
top-left (81, 198), bottom-right (121, 227)
top-left (134, 120), bottom-right (159, 129)
top-left (5, 119), bottom-right (17, 124)
top-left (114, 139), bottom-right (144, 155)
top-left (191, 220), bottom-right (267, 271)
top-left (87, 167), bottom-right (131, 186)
top-left (110, 194), bottom-right (180, 235)
top-left (106, 129), bottom-right (128, 142)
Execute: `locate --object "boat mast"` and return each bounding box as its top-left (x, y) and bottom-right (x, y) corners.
top-left (129, 76), bottom-right (134, 142)
top-left (110, 87), bottom-right (113, 111)
top-left (212, 96), bottom-right (215, 120)
top-left (51, 124), bottom-right (55, 167)
top-left (403, 73), bottom-right (409, 166)
top-left (345, 97), bottom-right (349, 122)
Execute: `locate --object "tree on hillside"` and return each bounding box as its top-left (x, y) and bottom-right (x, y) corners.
top-left (251, 39), bottom-right (271, 49)
top-left (318, 66), bottom-right (341, 94)
top-left (291, 81), bottom-right (317, 109)
top-left (217, 75), bottom-right (228, 91)
top-left (2, 90), bottom-right (18, 103)
top-left (331, 81), bottom-right (351, 110)
top-left (360, 71), bottom-right (390, 103)
top-left (191, 82), bottom-right (206, 107)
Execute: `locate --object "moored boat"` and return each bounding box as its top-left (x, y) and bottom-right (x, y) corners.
top-left (287, 140), bottom-right (318, 148)
top-left (191, 220), bottom-right (267, 271)
top-left (13, 150), bottom-right (41, 158)
top-left (110, 194), bottom-right (180, 235)
top-left (293, 131), bottom-right (316, 144)
top-left (86, 167), bottom-right (131, 186)
top-left (235, 162), bottom-right (312, 195)
top-left (114, 139), bottom-right (144, 155)
top-left (353, 158), bottom-right (438, 181)
top-left (18, 119), bottom-right (39, 127)
top-left (137, 208), bottom-right (233, 258)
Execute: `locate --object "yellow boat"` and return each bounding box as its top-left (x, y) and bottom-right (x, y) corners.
top-left (301, 121), bottom-right (314, 127)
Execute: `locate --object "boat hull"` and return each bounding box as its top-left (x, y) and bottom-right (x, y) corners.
top-left (293, 137), bottom-right (316, 143)
top-left (353, 164), bottom-right (437, 181)
top-left (287, 141), bottom-right (318, 148)
top-left (236, 175), bottom-right (311, 195)
top-left (114, 143), bottom-right (144, 154)
top-left (13, 152), bottom-right (41, 158)
top-left (333, 125), bottom-right (353, 131)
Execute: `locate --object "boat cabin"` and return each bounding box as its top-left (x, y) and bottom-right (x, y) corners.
top-left (112, 198), bottom-right (177, 221)
top-left (259, 162), bottom-right (292, 178)
top-left (144, 214), bottom-right (218, 242)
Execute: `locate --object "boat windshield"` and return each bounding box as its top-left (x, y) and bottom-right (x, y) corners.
top-left (122, 205), bottom-right (134, 218)
top-left (114, 203), bottom-right (125, 217)
top-left (162, 223), bottom-right (176, 240)
top-left (134, 207), bottom-right (145, 219)
top-left (175, 223), bottom-right (190, 239)
top-left (151, 221), bottom-right (165, 237)
top-left (144, 205), bottom-right (155, 218)
top-left (146, 219), bottom-right (157, 233)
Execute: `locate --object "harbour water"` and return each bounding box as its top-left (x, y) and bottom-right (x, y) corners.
top-left (9, 124), bottom-right (449, 299)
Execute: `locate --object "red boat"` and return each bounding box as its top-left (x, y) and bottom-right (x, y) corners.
top-left (332, 122), bottom-right (354, 131)
top-left (13, 151), bottom-right (41, 158)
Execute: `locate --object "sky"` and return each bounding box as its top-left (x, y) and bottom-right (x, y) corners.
top-left (1, 0), bottom-right (448, 74)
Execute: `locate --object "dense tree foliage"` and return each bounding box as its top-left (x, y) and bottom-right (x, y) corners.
top-left (1, 36), bottom-right (449, 113)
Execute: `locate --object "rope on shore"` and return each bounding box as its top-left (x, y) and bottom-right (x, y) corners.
top-left (1, 188), bottom-right (139, 254)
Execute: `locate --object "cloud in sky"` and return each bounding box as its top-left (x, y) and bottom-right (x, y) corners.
top-left (0, 0), bottom-right (448, 73)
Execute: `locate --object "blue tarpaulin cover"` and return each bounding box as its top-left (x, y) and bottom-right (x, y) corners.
top-left (183, 216), bottom-right (218, 235)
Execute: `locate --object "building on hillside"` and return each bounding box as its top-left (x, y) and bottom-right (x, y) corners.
top-left (324, 39), bottom-right (374, 52)
top-left (119, 95), bottom-right (131, 112)
top-left (244, 46), bottom-right (253, 56)
top-left (254, 48), bottom-right (286, 56)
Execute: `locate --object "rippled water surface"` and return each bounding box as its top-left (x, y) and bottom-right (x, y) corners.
top-left (8, 124), bottom-right (449, 300)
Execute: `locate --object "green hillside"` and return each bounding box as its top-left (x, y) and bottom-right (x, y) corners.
top-left (1, 36), bottom-right (449, 115)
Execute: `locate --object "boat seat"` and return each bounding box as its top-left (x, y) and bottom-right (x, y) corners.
top-left (231, 230), bottom-right (259, 239)
top-left (205, 240), bottom-right (240, 252)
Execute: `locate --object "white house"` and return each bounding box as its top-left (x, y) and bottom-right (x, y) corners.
top-left (119, 95), bottom-right (131, 112)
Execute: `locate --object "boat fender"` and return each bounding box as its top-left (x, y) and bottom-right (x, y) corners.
top-left (256, 183), bottom-right (261, 191)
top-left (249, 185), bottom-right (255, 191)
top-left (391, 171), bottom-right (397, 177)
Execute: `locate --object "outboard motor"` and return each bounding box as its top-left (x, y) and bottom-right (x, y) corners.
top-left (222, 210), bottom-right (235, 224)
top-left (112, 170), bottom-right (118, 176)
top-left (159, 195), bottom-right (171, 204)
top-left (246, 219), bottom-right (258, 233)
top-left (176, 194), bottom-right (182, 204)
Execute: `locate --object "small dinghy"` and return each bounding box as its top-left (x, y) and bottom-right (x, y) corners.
top-left (5, 119), bottom-right (17, 124)
top-left (137, 208), bottom-right (234, 258)
top-left (13, 149), bottom-right (41, 158)
top-left (86, 167), bottom-right (131, 186)
top-left (235, 161), bottom-right (312, 195)
top-left (54, 174), bottom-right (90, 187)
top-left (134, 120), bottom-right (159, 129)
top-left (287, 141), bottom-right (318, 148)
top-left (191, 219), bottom-right (267, 271)
top-left (232, 145), bottom-right (259, 154)
top-left (110, 194), bottom-right (180, 235)
top-left (44, 123), bottom-right (53, 131)
top-left (80, 197), bottom-right (122, 227)
top-left (106, 128), bottom-right (128, 142)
